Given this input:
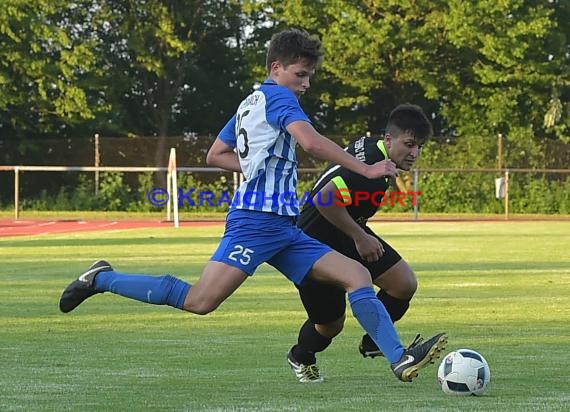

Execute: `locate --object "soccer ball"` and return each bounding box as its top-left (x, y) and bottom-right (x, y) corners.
top-left (437, 349), bottom-right (491, 396)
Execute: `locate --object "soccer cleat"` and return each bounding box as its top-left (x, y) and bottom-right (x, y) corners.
top-left (287, 349), bottom-right (324, 383)
top-left (391, 332), bottom-right (448, 382)
top-left (359, 333), bottom-right (383, 358)
top-left (359, 333), bottom-right (424, 359)
top-left (59, 260), bottom-right (113, 313)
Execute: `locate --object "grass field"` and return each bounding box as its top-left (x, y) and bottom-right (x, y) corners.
top-left (1, 221), bottom-right (569, 411)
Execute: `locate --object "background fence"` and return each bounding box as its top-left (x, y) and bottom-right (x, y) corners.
top-left (1, 135), bottom-right (569, 219)
top-left (1, 164), bottom-right (568, 220)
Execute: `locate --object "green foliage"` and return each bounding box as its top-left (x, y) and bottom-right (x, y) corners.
top-left (13, 165), bottom-right (569, 214)
top-left (20, 174), bottom-right (95, 211)
top-left (129, 172), bottom-right (157, 212)
top-left (1, 1), bottom-right (568, 170)
top-left (259, 0), bottom-right (569, 158)
top-left (0, 0), bottom-right (102, 137)
top-left (413, 140), bottom-right (570, 213)
top-left (1, 2), bottom-right (569, 215)
top-left (71, 174), bottom-right (101, 210)
top-left (81, 0), bottom-right (255, 139)
top-left (0, 0), bottom-right (256, 146)
top-left (418, 171), bottom-right (504, 213)
top-left (509, 174), bottom-right (570, 214)
top-left (176, 172), bottom-right (233, 213)
top-left (97, 172), bottom-right (132, 211)
top-left (17, 171), bottom-right (235, 213)
top-left (296, 175), bottom-right (318, 204)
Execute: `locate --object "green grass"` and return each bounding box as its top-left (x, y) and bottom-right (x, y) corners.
top-left (1, 221), bottom-right (569, 411)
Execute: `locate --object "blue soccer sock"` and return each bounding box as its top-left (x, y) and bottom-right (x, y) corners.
top-left (94, 271), bottom-right (191, 310)
top-left (348, 286), bottom-right (405, 363)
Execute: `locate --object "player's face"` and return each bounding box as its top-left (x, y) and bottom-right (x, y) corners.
top-left (270, 58), bottom-right (315, 98)
top-left (385, 132), bottom-right (424, 171)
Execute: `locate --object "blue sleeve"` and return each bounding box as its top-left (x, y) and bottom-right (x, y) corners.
top-left (218, 115), bottom-right (237, 147)
top-left (265, 88), bottom-right (310, 131)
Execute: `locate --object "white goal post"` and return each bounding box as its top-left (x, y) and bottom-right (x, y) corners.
top-left (166, 147), bottom-right (180, 228)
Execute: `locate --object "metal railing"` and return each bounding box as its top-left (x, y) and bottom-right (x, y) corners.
top-left (1, 165), bottom-right (569, 220)
top-left (0, 165), bottom-right (321, 220)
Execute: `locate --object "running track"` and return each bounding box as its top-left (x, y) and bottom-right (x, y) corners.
top-left (1, 216), bottom-right (568, 237)
top-left (0, 219), bottom-right (223, 237)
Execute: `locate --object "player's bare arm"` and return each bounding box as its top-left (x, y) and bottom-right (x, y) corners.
top-left (315, 181), bottom-right (384, 262)
top-left (206, 137), bottom-right (242, 172)
top-left (288, 121), bottom-right (398, 180)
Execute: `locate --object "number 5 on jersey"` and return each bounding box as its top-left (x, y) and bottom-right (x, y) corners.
top-left (237, 110), bottom-right (250, 159)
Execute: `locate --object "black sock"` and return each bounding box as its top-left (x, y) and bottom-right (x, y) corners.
top-left (362, 290), bottom-right (411, 346)
top-left (291, 320), bottom-right (332, 364)
top-left (376, 289), bottom-right (410, 322)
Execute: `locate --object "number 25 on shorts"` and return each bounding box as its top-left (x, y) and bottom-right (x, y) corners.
top-left (228, 245), bottom-right (254, 265)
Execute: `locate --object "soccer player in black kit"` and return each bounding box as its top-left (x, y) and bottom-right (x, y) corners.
top-left (287, 103), bottom-right (446, 382)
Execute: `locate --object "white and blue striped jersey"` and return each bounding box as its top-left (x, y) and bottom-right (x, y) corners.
top-left (218, 79), bottom-right (310, 216)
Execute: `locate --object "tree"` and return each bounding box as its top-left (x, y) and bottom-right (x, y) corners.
top-left (0, 0), bottom-right (103, 142)
top-left (248, 0), bottom-right (569, 167)
top-left (1, 1), bottom-right (258, 169)
top-left (74, 0), bottom-right (256, 168)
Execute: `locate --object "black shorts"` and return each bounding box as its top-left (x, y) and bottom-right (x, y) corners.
top-left (296, 226), bottom-right (402, 324)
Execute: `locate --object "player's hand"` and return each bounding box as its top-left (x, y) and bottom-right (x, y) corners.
top-left (364, 160), bottom-right (398, 180)
top-left (354, 233), bottom-right (384, 262)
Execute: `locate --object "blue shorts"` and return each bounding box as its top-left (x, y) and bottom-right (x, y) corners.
top-left (211, 209), bottom-right (332, 285)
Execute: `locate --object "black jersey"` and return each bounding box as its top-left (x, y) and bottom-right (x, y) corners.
top-left (297, 136), bottom-right (390, 244)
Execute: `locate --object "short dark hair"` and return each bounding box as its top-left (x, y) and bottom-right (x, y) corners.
top-left (266, 29), bottom-right (324, 72)
top-left (386, 104), bottom-right (433, 141)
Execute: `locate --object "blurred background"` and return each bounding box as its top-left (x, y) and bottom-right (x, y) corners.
top-left (0, 0), bottom-right (568, 216)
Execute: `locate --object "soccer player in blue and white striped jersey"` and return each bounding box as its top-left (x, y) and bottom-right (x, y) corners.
top-left (60, 29), bottom-right (446, 383)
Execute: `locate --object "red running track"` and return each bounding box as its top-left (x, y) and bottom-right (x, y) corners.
top-left (2, 216), bottom-right (568, 237)
top-left (0, 219), bottom-right (223, 237)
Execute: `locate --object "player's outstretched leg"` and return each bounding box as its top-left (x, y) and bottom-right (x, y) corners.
top-left (391, 332), bottom-right (448, 382)
top-left (59, 260), bottom-right (112, 313)
top-left (59, 260), bottom-right (191, 313)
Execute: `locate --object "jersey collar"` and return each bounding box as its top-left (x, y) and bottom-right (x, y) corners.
top-left (377, 139), bottom-right (389, 159)
top-left (376, 140), bottom-right (391, 183)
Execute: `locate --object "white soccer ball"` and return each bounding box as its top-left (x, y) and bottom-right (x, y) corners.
top-left (437, 349), bottom-right (491, 396)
